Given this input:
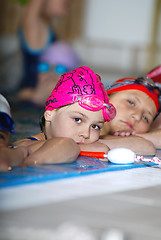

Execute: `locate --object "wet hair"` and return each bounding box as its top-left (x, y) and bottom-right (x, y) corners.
top-left (40, 105), bottom-right (72, 140)
top-left (39, 115), bottom-right (47, 139)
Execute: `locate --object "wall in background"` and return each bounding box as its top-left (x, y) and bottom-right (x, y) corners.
top-left (0, 0), bottom-right (84, 93)
top-left (0, 0), bottom-right (161, 91)
top-left (74, 0), bottom-right (161, 76)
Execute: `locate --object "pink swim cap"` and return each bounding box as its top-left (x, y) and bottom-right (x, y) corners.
top-left (45, 66), bottom-right (116, 122)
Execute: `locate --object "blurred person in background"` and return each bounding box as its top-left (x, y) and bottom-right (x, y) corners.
top-left (17, 0), bottom-right (74, 100)
top-left (19, 40), bottom-right (81, 105)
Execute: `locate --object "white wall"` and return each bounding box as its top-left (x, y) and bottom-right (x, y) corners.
top-left (74, 0), bottom-right (161, 76)
top-left (84, 0), bottom-right (154, 45)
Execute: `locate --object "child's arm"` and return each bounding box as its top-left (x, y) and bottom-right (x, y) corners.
top-left (23, 138), bottom-right (80, 166)
top-left (0, 146), bottom-right (30, 172)
top-left (14, 138), bottom-right (47, 151)
top-left (99, 135), bottom-right (156, 156)
top-left (78, 142), bottom-right (110, 154)
top-left (137, 129), bottom-right (161, 149)
top-left (15, 137), bottom-right (110, 165)
top-left (21, 0), bottom-right (48, 49)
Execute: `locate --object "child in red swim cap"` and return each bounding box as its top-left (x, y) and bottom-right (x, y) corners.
top-left (99, 76), bottom-right (161, 155)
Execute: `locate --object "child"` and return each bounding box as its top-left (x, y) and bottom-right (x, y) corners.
top-left (14, 66), bottom-right (116, 165)
top-left (0, 94), bottom-right (30, 171)
top-left (100, 76), bottom-right (161, 155)
top-left (18, 0), bottom-right (73, 99)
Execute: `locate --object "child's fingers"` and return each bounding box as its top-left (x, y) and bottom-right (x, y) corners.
top-left (113, 132), bottom-right (119, 136)
top-left (23, 156), bottom-right (38, 166)
top-left (114, 131), bottom-right (128, 136)
top-left (113, 131), bottom-right (136, 137)
top-left (131, 131), bottom-right (136, 135)
top-left (0, 159), bottom-right (10, 172)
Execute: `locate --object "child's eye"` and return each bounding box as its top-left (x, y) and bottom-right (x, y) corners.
top-left (142, 115), bottom-right (149, 123)
top-left (74, 118), bottom-right (82, 123)
top-left (127, 100), bottom-right (134, 106)
top-left (92, 124), bottom-right (101, 130)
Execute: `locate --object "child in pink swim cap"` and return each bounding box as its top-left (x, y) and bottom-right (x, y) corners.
top-left (14, 66), bottom-right (116, 166)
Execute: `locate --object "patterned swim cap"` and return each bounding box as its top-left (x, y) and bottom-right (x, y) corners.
top-left (45, 66), bottom-right (116, 122)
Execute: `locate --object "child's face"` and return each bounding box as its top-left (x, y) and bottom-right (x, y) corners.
top-left (108, 89), bottom-right (156, 134)
top-left (45, 103), bottom-right (105, 144)
top-left (0, 130), bottom-right (10, 148)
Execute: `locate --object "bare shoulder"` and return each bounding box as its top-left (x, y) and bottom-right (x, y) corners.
top-left (13, 138), bottom-right (34, 147)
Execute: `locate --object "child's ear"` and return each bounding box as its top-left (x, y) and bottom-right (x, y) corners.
top-left (44, 110), bottom-right (56, 121)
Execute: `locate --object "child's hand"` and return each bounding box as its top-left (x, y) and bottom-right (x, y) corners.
top-left (0, 146), bottom-right (31, 171)
top-left (79, 141), bottom-right (110, 154)
top-left (113, 131), bottom-right (136, 137)
top-left (0, 147), bottom-right (28, 171)
top-left (0, 158), bottom-right (10, 172)
top-left (17, 146), bottom-right (31, 159)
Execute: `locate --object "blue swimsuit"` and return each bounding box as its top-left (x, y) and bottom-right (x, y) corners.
top-left (18, 27), bottom-right (56, 89)
top-left (27, 137), bottom-right (38, 141)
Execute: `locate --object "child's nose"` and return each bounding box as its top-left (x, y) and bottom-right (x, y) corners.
top-left (131, 110), bottom-right (142, 121)
top-left (79, 126), bottom-right (90, 139)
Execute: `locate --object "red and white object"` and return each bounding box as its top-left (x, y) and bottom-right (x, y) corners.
top-left (80, 148), bottom-right (161, 165)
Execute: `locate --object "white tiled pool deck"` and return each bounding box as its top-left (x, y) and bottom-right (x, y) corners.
top-left (0, 151), bottom-right (161, 240)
